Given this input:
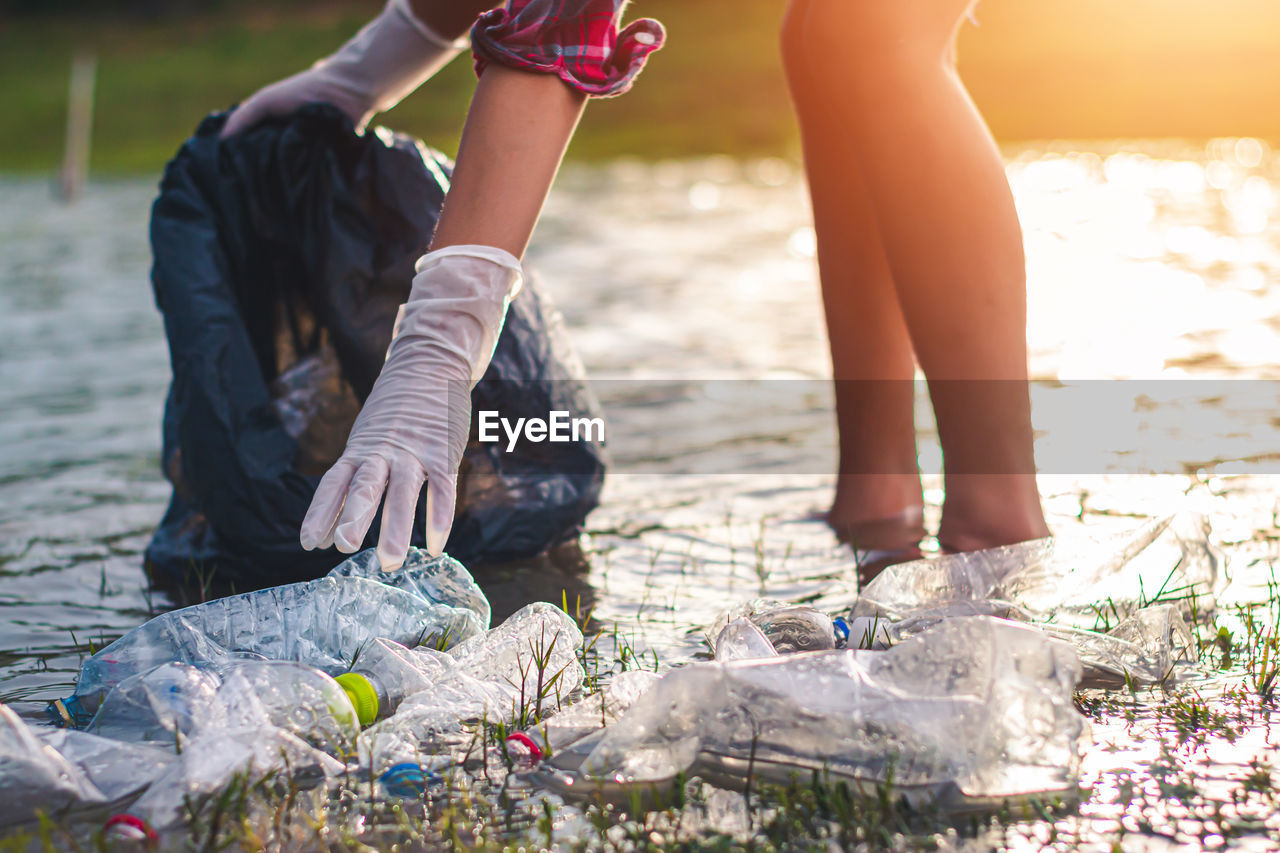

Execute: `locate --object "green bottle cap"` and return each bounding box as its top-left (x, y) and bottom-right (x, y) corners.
top-left (335, 673), bottom-right (379, 727)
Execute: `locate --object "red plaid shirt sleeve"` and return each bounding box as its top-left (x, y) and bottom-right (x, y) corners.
top-left (471, 0), bottom-right (665, 97)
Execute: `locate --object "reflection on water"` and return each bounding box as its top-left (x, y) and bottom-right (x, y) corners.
top-left (2, 140), bottom-right (1280, 845)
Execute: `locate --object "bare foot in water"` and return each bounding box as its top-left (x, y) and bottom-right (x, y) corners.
top-left (825, 480), bottom-right (927, 585)
top-left (936, 474), bottom-right (1050, 554)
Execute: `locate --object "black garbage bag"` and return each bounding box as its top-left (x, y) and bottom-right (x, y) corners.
top-left (144, 104), bottom-right (606, 591)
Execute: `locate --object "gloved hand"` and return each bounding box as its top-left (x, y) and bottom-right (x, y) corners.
top-left (299, 246), bottom-right (523, 570)
top-left (221, 0), bottom-right (467, 137)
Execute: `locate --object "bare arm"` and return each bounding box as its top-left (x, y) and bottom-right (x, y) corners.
top-left (430, 64), bottom-right (587, 257)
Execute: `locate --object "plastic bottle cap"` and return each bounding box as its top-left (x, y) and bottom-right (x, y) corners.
top-left (832, 617), bottom-right (851, 646)
top-left (104, 814), bottom-right (158, 843)
top-left (334, 673), bottom-right (379, 727)
top-left (505, 731), bottom-right (544, 764)
top-left (379, 762), bottom-right (439, 799)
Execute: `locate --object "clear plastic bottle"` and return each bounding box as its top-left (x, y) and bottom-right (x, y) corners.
top-left (214, 660), bottom-right (362, 756)
top-left (333, 638), bottom-right (444, 727)
top-left (708, 600), bottom-right (836, 656)
top-left (53, 557), bottom-right (486, 720)
top-left (505, 670), bottom-right (660, 764)
top-left (749, 605), bottom-right (837, 653)
top-left (574, 617), bottom-right (1086, 805)
top-left (358, 603), bottom-right (586, 775)
top-left (85, 661), bottom-right (224, 745)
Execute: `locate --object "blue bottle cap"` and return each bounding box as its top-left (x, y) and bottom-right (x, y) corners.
top-left (47, 696), bottom-right (91, 729)
top-left (832, 617), bottom-right (851, 647)
top-left (379, 763), bottom-right (441, 799)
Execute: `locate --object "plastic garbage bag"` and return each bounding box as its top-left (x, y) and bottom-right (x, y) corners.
top-left (145, 104), bottom-right (606, 591)
top-left (540, 618), bottom-right (1085, 810)
top-left (52, 548), bottom-right (486, 726)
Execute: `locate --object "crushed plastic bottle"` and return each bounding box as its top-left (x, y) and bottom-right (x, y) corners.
top-left (506, 670), bottom-right (661, 764)
top-left (328, 547), bottom-right (491, 631)
top-left (853, 515), bottom-right (1220, 628)
top-left (214, 660), bottom-right (361, 756)
top-left (1, 703), bottom-right (107, 825)
top-left (712, 618), bottom-right (780, 662)
top-left (52, 548), bottom-right (487, 724)
top-left (844, 518), bottom-right (1210, 686)
top-left (1041, 604), bottom-right (1198, 688)
top-left (708, 600), bottom-right (836, 655)
top-left (85, 661), bottom-right (223, 745)
top-left (334, 637), bottom-right (445, 727)
top-left (558, 618), bottom-right (1085, 809)
top-left (359, 603), bottom-right (586, 774)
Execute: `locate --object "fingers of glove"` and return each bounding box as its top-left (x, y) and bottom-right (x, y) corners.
top-left (423, 465), bottom-right (459, 558)
top-left (300, 459), bottom-right (358, 550)
top-left (375, 464), bottom-right (427, 572)
top-left (220, 89), bottom-right (278, 138)
top-left (333, 456), bottom-right (392, 553)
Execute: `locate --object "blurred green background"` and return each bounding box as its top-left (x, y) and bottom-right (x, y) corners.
top-left (2, 0), bottom-right (1278, 173)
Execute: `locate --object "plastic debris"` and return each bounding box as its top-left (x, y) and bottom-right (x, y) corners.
top-left (6, 516), bottom-right (1225, 834)
top-left (1, 703), bottom-right (108, 823)
top-left (506, 670), bottom-right (662, 764)
top-left (50, 550), bottom-right (486, 725)
top-left (546, 618), bottom-right (1085, 809)
top-left (708, 600), bottom-right (836, 655)
top-left (846, 515), bottom-right (1215, 686)
top-left (712, 618), bottom-right (780, 662)
top-left (358, 602), bottom-right (586, 775)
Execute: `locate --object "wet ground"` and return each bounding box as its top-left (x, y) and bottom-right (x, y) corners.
top-left (2, 140), bottom-right (1280, 849)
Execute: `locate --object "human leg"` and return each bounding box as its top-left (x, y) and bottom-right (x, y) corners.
top-left (782, 0), bottom-right (1048, 550)
top-left (781, 2), bottom-right (924, 553)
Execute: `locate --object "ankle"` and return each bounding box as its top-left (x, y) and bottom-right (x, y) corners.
top-left (938, 504), bottom-right (1049, 553)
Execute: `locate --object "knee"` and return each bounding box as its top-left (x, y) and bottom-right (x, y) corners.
top-left (787, 0), bottom-right (966, 72)
top-left (778, 1), bottom-right (809, 87)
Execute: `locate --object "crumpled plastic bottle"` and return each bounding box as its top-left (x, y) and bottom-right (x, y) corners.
top-left (214, 660), bottom-right (362, 756)
top-left (566, 617), bottom-right (1085, 808)
top-left (708, 600), bottom-right (836, 655)
top-left (506, 669), bottom-right (662, 764)
top-left (712, 618), bottom-right (780, 662)
top-left (853, 514), bottom-right (1219, 627)
top-left (50, 548), bottom-right (487, 726)
top-left (358, 602), bottom-right (586, 775)
top-left (846, 517), bottom-right (1211, 686)
top-left (1, 703), bottom-right (108, 825)
top-left (333, 637), bottom-right (447, 727)
top-left (85, 661), bottom-right (224, 745)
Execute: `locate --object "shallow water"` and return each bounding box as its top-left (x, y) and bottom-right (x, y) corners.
top-left (2, 141), bottom-right (1280, 847)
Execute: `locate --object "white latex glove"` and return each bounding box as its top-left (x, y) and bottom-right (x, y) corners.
top-left (221, 0), bottom-right (467, 137)
top-left (299, 246), bottom-right (523, 570)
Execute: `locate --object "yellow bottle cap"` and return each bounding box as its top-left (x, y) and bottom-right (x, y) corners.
top-left (334, 673), bottom-right (379, 727)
